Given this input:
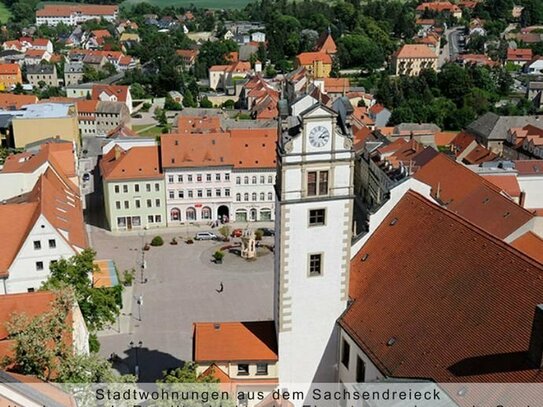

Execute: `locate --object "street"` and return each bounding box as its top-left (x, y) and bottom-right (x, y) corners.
top-left (91, 225), bottom-right (275, 382)
top-left (439, 27), bottom-right (463, 67)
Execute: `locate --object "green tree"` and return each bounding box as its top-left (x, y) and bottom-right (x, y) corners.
top-left (183, 89), bottom-right (197, 108)
top-left (199, 96), bottom-right (213, 108)
top-left (41, 249), bottom-right (122, 332)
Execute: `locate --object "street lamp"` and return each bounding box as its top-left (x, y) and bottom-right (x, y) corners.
top-left (129, 340), bottom-right (143, 378)
top-left (139, 228), bottom-right (148, 284)
top-left (136, 295), bottom-right (143, 322)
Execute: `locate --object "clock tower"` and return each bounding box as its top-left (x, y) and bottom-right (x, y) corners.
top-left (274, 95), bottom-right (355, 385)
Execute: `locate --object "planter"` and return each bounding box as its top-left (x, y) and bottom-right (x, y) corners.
top-left (143, 244), bottom-right (150, 251)
top-left (170, 238), bottom-right (178, 245)
top-left (186, 239), bottom-right (194, 244)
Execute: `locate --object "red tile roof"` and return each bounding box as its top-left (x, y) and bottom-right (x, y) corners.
top-left (0, 93), bottom-right (37, 110)
top-left (342, 190), bottom-right (543, 382)
top-left (507, 48), bottom-right (533, 61)
top-left (481, 175), bottom-right (521, 198)
top-left (393, 44), bottom-right (437, 59)
top-left (515, 160), bottom-right (543, 175)
top-left (36, 4), bottom-right (118, 17)
top-left (100, 146), bottom-right (162, 181)
top-left (194, 321), bottom-right (277, 362)
top-left (91, 84), bottom-right (129, 103)
top-left (2, 142), bottom-right (75, 178)
top-left (315, 32), bottom-right (337, 54)
top-left (296, 52), bottom-right (332, 65)
top-left (416, 1), bottom-right (461, 13)
top-left (0, 63), bottom-right (20, 75)
top-left (177, 115), bottom-right (222, 134)
top-left (511, 232), bottom-right (543, 264)
top-left (414, 153), bottom-right (533, 239)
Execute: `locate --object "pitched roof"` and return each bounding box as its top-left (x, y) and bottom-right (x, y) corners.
top-left (511, 232), bottom-right (543, 264)
top-left (507, 48), bottom-right (533, 61)
top-left (296, 52), bottom-right (332, 65)
top-left (481, 174), bottom-right (521, 198)
top-left (91, 84), bottom-right (129, 102)
top-left (414, 153), bottom-right (533, 239)
top-left (100, 146), bottom-right (162, 181)
top-left (323, 77), bottom-right (349, 93)
top-left (2, 142), bottom-right (75, 178)
top-left (0, 63), bottom-right (20, 75)
top-left (315, 31), bottom-right (337, 54)
top-left (515, 160), bottom-right (543, 175)
top-left (342, 190), bottom-right (543, 383)
top-left (194, 321), bottom-right (277, 362)
top-left (177, 115), bottom-right (222, 134)
top-left (36, 4), bottom-right (118, 17)
top-left (0, 202), bottom-right (39, 277)
top-left (230, 128), bottom-right (277, 169)
top-left (393, 44), bottom-right (438, 59)
top-left (0, 93), bottom-right (37, 110)
top-left (466, 113), bottom-right (543, 142)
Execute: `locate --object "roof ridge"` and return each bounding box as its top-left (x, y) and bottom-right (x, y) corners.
top-left (406, 190), bottom-right (543, 269)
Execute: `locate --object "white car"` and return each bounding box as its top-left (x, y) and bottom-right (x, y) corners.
top-left (194, 232), bottom-right (218, 241)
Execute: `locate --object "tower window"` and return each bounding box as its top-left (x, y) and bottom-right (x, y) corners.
top-left (307, 170), bottom-right (329, 196)
top-left (341, 339), bottom-right (350, 368)
top-left (309, 209), bottom-right (326, 226)
top-left (309, 253), bottom-right (323, 276)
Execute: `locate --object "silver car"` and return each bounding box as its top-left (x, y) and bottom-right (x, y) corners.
top-left (194, 232), bottom-right (218, 241)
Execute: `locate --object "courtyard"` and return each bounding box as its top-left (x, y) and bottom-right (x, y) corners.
top-left (89, 224), bottom-right (274, 382)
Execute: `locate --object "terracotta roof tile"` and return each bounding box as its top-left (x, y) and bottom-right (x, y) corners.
top-left (100, 146), bottom-right (162, 180)
top-left (0, 93), bottom-right (37, 110)
top-left (91, 84), bottom-right (129, 102)
top-left (515, 160), bottom-right (543, 175)
top-left (342, 190), bottom-right (543, 382)
top-left (0, 64), bottom-right (20, 75)
top-left (481, 175), bottom-right (521, 198)
top-left (194, 321), bottom-right (277, 362)
top-left (296, 52), bottom-right (332, 65)
top-left (414, 153), bottom-right (533, 238)
top-left (36, 4), bottom-right (118, 17)
top-left (2, 142), bottom-right (75, 178)
top-left (393, 44), bottom-right (438, 59)
top-left (315, 32), bottom-right (337, 54)
top-left (511, 232), bottom-right (543, 264)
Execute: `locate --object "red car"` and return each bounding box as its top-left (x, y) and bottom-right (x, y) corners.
top-left (231, 228), bottom-right (243, 237)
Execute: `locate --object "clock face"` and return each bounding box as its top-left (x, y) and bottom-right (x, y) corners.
top-left (309, 125), bottom-right (330, 148)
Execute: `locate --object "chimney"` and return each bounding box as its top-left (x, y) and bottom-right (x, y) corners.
top-left (519, 191), bottom-right (526, 208)
top-left (528, 304), bottom-right (543, 368)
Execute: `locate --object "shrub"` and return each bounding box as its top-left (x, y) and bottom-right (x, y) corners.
top-left (170, 237), bottom-right (178, 245)
top-left (213, 250), bottom-right (225, 261)
top-left (123, 269), bottom-right (134, 286)
top-left (186, 239), bottom-right (194, 244)
top-left (255, 229), bottom-right (264, 241)
top-left (218, 225), bottom-right (231, 239)
top-left (150, 236), bottom-right (164, 246)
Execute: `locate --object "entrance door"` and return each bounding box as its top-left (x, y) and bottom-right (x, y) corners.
top-left (127, 216), bottom-right (132, 230)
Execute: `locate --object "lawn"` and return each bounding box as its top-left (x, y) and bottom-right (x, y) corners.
top-left (132, 124), bottom-right (164, 137)
top-left (122, 0), bottom-right (255, 9)
top-left (0, 2), bottom-right (12, 24)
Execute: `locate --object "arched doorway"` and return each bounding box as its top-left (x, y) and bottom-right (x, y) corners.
top-left (201, 206), bottom-right (212, 220)
top-left (250, 208), bottom-right (257, 221)
top-left (170, 208), bottom-right (181, 221)
top-left (186, 207), bottom-right (196, 221)
top-left (218, 205), bottom-right (229, 223)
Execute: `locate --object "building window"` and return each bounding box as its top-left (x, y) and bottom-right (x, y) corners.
top-left (36, 261), bottom-right (44, 271)
top-left (186, 207), bottom-right (196, 221)
top-left (236, 177), bottom-right (241, 184)
top-left (252, 176), bottom-right (257, 184)
top-left (197, 174), bottom-right (202, 182)
top-left (225, 173), bottom-right (230, 181)
top-left (216, 189), bottom-right (221, 197)
top-left (197, 190), bottom-right (203, 198)
top-left (244, 193), bottom-right (249, 201)
top-left (260, 192), bottom-right (265, 201)
top-left (268, 175), bottom-right (273, 183)
top-left (148, 215), bottom-right (154, 223)
top-left (168, 175), bottom-right (174, 183)
top-left (178, 175), bottom-right (183, 183)
top-left (309, 253), bottom-right (322, 276)
top-left (147, 199), bottom-right (152, 208)
top-left (117, 217), bottom-right (126, 228)
top-left (215, 173), bottom-right (221, 181)
top-left (260, 175), bottom-right (265, 184)
top-left (256, 363), bottom-right (268, 375)
top-left (171, 208), bottom-right (180, 221)
top-left (123, 185), bottom-right (128, 193)
top-left (169, 191), bottom-right (175, 199)
top-left (135, 184), bottom-right (140, 193)
top-left (206, 174), bottom-right (212, 182)
top-left (188, 175), bottom-right (193, 182)
top-left (225, 188), bottom-right (231, 197)
top-left (155, 183), bottom-right (160, 192)
top-left (252, 192), bottom-right (257, 201)
top-left (237, 364), bottom-right (249, 376)
top-left (114, 185), bottom-right (120, 193)
top-left (236, 193), bottom-right (241, 202)
top-left (124, 201), bottom-right (129, 209)
top-left (268, 192), bottom-right (273, 200)
top-left (356, 356), bottom-right (365, 383)
top-left (188, 190), bottom-right (193, 198)
top-left (206, 189), bottom-right (212, 197)
top-left (341, 339), bottom-right (350, 368)
top-left (307, 170), bottom-right (329, 196)
top-left (155, 199), bottom-right (161, 207)
top-left (33, 240), bottom-right (41, 250)
top-left (48, 239), bottom-right (56, 249)
top-left (132, 216), bottom-right (141, 227)
top-left (202, 206), bottom-right (212, 219)
top-left (146, 184), bottom-right (151, 192)
top-left (309, 209), bottom-right (326, 226)
top-left (244, 176), bottom-right (249, 184)
top-left (155, 215), bottom-right (162, 223)
top-left (135, 200), bottom-right (141, 208)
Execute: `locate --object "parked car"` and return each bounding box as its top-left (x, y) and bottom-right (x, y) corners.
top-left (231, 228), bottom-right (243, 237)
top-left (259, 228), bottom-right (275, 236)
top-left (194, 232), bottom-right (218, 241)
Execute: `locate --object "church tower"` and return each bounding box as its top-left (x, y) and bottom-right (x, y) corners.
top-left (274, 95), bottom-right (355, 385)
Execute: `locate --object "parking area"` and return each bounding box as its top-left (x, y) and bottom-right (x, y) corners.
top-left (90, 225), bottom-right (274, 382)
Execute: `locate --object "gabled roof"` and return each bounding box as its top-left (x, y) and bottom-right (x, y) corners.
top-left (481, 174), bottom-right (521, 198)
top-left (342, 190), bottom-right (543, 383)
top-left (414, 153), bottom-right (533, 239)
top-left (194, 321), bottom-right (277, 362)
top-left (2, 142), bottom-right (75, 178)
top-left (36, 4), bottom-right (118, 17)
top-left (296, 52), bottom-right (332, 65)
top-left (230, 128), bottom-right (277, 169)
top-left (100, 146), bottom-right (162, 181)
top-left (0, 63), bottom-right (20, 75)
top-left (0, 93), bottom-right (37, 110)
top-left (91, 84), bottom-right (130, 102)
top-left (515, 160), bottom-right (543, 175)
top-left (315, 31), bottom-right (337, 54)
top-left (511, 232), bottom-right (543, 264)
top-left (393, 44), bottom-right (437, 59)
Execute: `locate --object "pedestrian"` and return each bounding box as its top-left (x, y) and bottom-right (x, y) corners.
top-left (216, 282), bottom-right (224, 293)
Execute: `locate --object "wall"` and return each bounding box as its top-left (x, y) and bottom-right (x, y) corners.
top-left (0, 166), bottom-right (46, 200)
top-left (5, 215), bottom-right (76, 294)
top-left (12, 116), bottom-right (79, 149)
top-left (337, 328), bottom-right (384, 384)
top-left (104, 179), bottom-right (167, 231)
top-left (518, 174), bottom-right (543, 209)
top-left (232, 169), bottom-right (275, 222)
